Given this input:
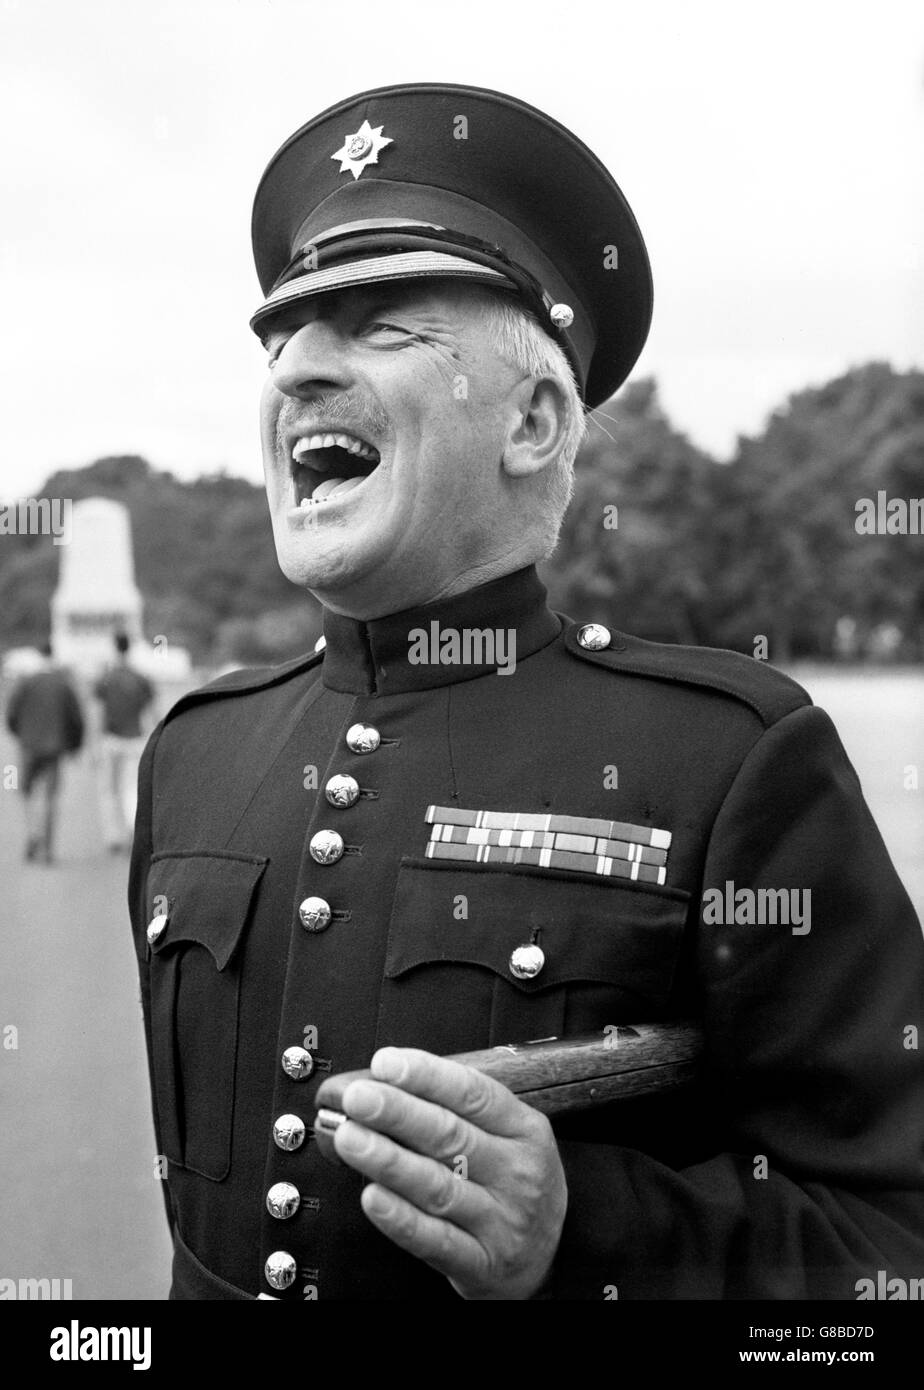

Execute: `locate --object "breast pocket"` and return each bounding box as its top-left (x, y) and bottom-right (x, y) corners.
top-left (145, 851), bottom-right (267, 1181)
top-left (374, 857), bottom-right (691, 1057)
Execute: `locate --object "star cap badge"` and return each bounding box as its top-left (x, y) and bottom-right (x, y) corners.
top-left (330, 120), bottom-right (393, 180)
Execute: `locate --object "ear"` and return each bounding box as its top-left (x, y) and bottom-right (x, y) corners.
top-left (501, 376), bottom-right (571, 478)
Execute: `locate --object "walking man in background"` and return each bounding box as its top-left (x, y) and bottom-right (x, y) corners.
top-left (93, 631), bottom-right (154, 853)
top-left (6, 641), bottom-right (84, 864)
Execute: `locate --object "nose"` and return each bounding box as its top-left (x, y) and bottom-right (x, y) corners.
top-left (269, 316), bottom-right (352, 400)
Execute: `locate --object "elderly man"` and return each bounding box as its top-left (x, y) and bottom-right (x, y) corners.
top-left (130, 83), bottom-right (924, 1301)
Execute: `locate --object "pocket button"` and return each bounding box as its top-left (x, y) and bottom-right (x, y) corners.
top-left (146, 912), bottom-right (169, 945)
top-left (509, 943), bottom-right (546, 980)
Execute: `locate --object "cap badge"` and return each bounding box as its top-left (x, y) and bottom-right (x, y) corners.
top-left (331, 120), bottom-right (393, 180)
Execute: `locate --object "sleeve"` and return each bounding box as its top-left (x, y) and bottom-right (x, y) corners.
top-left (541, 704), bottom-right (924, 1300)
top-left (128, 719), bottom-right (176, 1241)
top-left (5, 679), bottom-right (24, 735)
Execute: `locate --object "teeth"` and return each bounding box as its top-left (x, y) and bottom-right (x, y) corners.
top-left (292, 432), bottom-right (379, 464)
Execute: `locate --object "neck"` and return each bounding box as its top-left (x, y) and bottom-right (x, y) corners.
top-left (308, 546), bottom-right (548, 622)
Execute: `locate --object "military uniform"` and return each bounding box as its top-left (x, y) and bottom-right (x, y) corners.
top-left (130, 83), bottom-right (923, 1298)
top-left (129, 566), bottom-right (924, 1299)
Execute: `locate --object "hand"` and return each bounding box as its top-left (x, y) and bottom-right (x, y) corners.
top-left (333, 1046), bottom-right (568, 1300)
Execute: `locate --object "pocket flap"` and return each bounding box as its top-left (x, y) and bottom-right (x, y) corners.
top-left (146, 851), bottom-right (268, 970)
top-left (386, 859), bottom-right (690, 1005)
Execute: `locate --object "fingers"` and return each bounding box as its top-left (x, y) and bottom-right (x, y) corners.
top-left (333, 1115), bottom-right (490, 1226)
top-left (340, 1075), bottom-right (482, 1168)
top-left (368, 1047), bottom-right (533, 1139)
top-left (358, 1182), bottom-right (487, 1288)
top-left (333, 1048), bottom-right (567, 1299)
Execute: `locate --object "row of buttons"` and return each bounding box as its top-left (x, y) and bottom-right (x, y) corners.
top-left (264, 721), bottom-right (385, 1293)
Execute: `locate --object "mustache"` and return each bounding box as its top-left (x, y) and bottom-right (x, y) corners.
top-left (275, 393), bottom-right (390, 455)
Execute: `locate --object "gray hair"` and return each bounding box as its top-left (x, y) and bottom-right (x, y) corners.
top-left (476, 290), bottom-right (585, 552)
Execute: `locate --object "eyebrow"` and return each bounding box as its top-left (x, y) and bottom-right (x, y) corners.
top-left (260, 285), bottom-right (447, 346)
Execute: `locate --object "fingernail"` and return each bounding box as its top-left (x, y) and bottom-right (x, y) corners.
top-left (365, 1187), bottom-right (394, 1216)
top-left (372, 1047), bottom-right (408, 1084)
top-left (344, 1080), bottom-right (383, 1121)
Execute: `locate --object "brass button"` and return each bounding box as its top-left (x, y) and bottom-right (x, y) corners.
top-left (281, 1046), bottom-right (315, 1080)
top-left (345, 723), bottom-right (381, 754)
top-left (273, 1114), bottom-right (306, 1152)
top-left (146, 913), bottom-right (168, 945)
top-left (576, 623), bottom-right (612, 651)
top-left (264, 1251), bottom-right (297, 1291)
top-left (266, 1182), bottom-right (300, 1220)
top-left (325, 774), bottom-right (360, 809)
top-left (509, 944), bottom-right (546, 980)
top-left (309, 830), bottom-right (344, 865)
top-left (298, 896), bottom-right (332, 932)
top-left (550, 302), bottom-right (574, 328)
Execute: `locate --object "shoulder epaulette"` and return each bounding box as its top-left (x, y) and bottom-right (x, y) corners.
top-left (162, 648), bottom-right (325, 727)
top-left (562, 619), bottom-right (810, 729)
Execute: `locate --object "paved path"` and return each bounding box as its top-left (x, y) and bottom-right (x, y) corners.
top-left (0, 727), bottom-right (172, 1299)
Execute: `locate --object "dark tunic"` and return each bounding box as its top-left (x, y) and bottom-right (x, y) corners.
top-left (128, 566), bottom-right (924, 1299)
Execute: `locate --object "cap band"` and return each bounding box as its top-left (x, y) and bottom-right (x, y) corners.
top-left (250, 251), bottom-right (514, 329)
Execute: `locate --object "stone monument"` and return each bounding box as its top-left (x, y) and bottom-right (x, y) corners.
top-left (51, 496), bottom-right (190, 678)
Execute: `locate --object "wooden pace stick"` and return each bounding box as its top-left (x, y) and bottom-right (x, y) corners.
top-left (312, 1019), bottom-right (704, 1163)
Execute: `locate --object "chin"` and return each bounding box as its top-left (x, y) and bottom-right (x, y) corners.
top-left (272, 528), bottom-right (370, 598)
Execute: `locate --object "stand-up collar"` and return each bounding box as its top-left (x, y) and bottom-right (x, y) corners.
top-left (321, 566), bottom-right (561, 696)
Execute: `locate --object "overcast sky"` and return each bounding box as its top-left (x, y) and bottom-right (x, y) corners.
top-left (1, 0), bottom-right (922, 496)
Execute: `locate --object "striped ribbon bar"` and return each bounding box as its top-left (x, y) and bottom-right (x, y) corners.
top-left (424, 805), bottom-right (671, 885)
top-left (429, 822), bottom-right (668, 867)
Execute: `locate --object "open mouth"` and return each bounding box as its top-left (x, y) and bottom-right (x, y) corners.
top-left (290, 430), bottom-right (382, 508)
